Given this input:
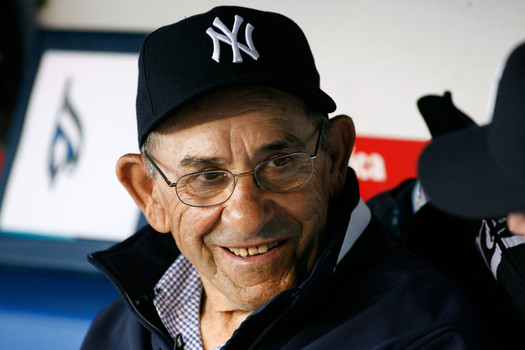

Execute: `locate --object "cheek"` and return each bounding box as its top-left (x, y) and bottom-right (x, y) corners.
top-left (295, 170), bottom-right (331, 223)
top-left (289, 190), bottom-right (326, 222)
top-left (283, 176), bottom-right (330, 264)
top-left (168, 205), bottom-right (222, 260)
top-left (157, 186), bottom-right (219, 237)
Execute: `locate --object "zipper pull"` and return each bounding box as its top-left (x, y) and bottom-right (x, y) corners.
top-left (174, 333), bottom-right (185, 350)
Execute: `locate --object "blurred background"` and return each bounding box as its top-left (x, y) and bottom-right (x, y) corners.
top-left (0, 1), bottom-right (523, 349)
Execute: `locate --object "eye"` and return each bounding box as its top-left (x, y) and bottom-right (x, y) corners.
top-left (179, 170), bottom-right (230, 190)
top-left (202, 171), bottom-right (223, 181)
top-left (193, 171), bottom-right (230, 185)
top-left (269, 155), bottom-right (292, 167)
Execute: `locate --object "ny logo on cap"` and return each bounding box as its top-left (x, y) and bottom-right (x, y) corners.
top-left (206, 15), bottom-right (259, 63)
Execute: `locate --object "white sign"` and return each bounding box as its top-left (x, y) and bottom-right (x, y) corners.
top-left (0, 50), bottom-right (141, 241)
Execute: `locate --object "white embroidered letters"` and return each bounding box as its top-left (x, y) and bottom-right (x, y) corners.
top-left (206, 15), bottom-right (259, 63)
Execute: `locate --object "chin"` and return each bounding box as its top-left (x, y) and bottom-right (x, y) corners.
top-left (233, 280), bottom-right (297, 311)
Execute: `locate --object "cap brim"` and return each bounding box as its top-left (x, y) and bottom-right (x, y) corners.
top-left (181, 73), bottom-right (337, 115)
top-left (418, 126), bottom-right (525, 219)
top-left (139, 75), bottom-right (336, 147)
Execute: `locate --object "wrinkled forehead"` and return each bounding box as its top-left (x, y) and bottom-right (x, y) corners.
top-left (156, 86), bottom-right (310, 134)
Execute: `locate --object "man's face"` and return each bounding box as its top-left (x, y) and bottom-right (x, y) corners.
top-left (148, 90), bottom-right (334, 311)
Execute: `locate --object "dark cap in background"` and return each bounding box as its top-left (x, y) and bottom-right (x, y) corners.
top-left (418, 41), bottom-right (525, 219)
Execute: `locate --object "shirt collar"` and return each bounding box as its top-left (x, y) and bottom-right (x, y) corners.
top-left (336, 198), bottom-right (371, 265)
top-left (154, 254), bottom-right (203, 350)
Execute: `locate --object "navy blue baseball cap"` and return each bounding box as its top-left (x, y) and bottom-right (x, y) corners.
top-left (418, 41), bottom-right (525, 219)
top-left (136, 6), bottom-right (336, 147)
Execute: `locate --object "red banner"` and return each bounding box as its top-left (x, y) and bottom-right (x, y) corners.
top-left (350, 136), bottom-right (430, 201)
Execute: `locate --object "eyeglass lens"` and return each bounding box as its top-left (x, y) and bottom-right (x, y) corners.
top-left (176, 152), bottom-right (314, 207)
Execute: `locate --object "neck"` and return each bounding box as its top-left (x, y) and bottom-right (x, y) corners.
top-left (200, 292), bottom-right (252, 350)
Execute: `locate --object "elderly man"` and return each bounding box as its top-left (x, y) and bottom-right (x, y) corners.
top-left (81, 6), bottom-right (485, 350)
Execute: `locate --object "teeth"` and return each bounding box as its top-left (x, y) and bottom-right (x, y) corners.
top-left (228, 242), bottom-right (279, 258)
top-left (258, 245), bottom-right (268, 254)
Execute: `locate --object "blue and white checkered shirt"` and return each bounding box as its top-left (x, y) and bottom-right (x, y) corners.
top-left (154, 254), bottom-right (204, 350)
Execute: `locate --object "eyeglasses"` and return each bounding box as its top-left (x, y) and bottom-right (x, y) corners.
top-left (144, 124), bottom-right (324, 208)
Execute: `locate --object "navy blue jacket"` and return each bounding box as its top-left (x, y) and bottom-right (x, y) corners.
top-left (81, 172), bottom-right (486, 349)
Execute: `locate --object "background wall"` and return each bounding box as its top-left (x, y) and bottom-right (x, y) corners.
top-left (34, 0), bottom-right (525, 199)
top-left (37, 0), bottom-right (525, 139)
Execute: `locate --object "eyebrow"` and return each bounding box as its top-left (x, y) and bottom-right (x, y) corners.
top-left (179, 156), bottom-right (223, 169)
top-left (178, 132), bottom-right (306, 169)
top-left (257, 133), bottom-right (305, 154)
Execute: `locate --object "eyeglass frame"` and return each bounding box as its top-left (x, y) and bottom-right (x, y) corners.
top-left (143, 123), bottom-right (325, 208)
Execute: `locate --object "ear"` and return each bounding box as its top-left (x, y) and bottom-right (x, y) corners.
top-left (116, 154), bottom-right (171, 233)
top-left (326, 115), bottom-right (356, 191)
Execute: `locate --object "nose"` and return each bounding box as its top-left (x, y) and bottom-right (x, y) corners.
top-left (221, 173), bottom-right (274, 236)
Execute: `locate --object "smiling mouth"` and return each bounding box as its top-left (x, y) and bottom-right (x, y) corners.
top-left (227, 242), bottom-right (280, 258)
